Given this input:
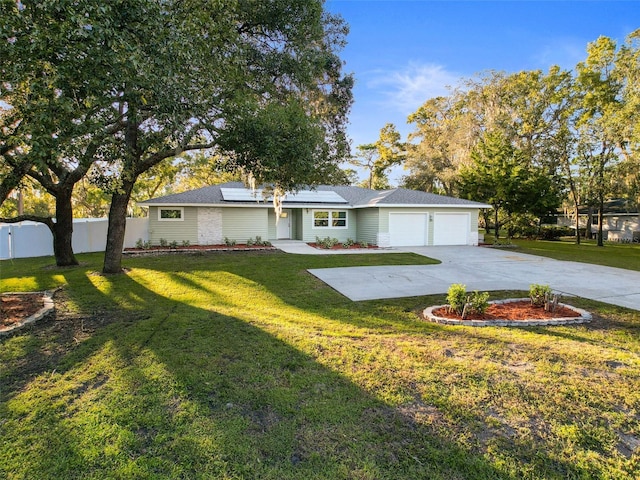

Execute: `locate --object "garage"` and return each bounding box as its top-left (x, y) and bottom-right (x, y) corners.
top-left (389, 213), bottom-right (428, 246)
top-left (433, 213), bottom-right (469, 245)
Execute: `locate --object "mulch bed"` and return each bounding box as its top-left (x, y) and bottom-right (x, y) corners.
top-left (1, 293), bottom-right (45, 330)
top-left (124, 244), bottom-right (274, 252)
top-left (432, 300), bottom-right (580, 321)
top-left (307, 243), bottom-right (378, 250)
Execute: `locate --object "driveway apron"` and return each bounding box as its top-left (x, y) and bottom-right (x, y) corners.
top-left (307, 246), bottom-right (640, 310)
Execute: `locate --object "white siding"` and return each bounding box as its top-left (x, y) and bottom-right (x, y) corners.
top-left (356, 209), bottom-right (379, 245)
top-left (300, 209), bottom-right (357, 242)
top-left (149, 206), bottom-right (198, 245)
top-left (221, 208), bottom-right (269, 243)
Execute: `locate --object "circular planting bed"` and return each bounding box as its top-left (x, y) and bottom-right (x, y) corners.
top-left (1, 291), bottom-right (55, 336)
top-left (423, 298), bottom-right (592, 327)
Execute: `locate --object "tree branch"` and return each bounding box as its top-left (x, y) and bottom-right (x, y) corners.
top-left (137, 142), bottom-right (217, 175)
top-left (0, 157), bottom-right (33, 204)
top-left (0, 215), bottom-right (55, 230)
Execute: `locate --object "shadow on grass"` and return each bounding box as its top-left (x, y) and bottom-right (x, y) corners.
top-left (1, 254), bottom-right (511, 479)
top-left (2, 251), bottom-right (636, 478)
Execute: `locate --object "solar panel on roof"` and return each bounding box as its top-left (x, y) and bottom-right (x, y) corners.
top-left (220, 188), bottom-right (347, 204)
top-left (220, 188), bottom-right (264, 202)
top-left (284, 190), bottom-right (347, 203)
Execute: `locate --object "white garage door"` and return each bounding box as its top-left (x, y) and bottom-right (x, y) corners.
top-left (433, 213), bottom-right (469, 245)
top-left (389, 213), bottom-right (428, 246)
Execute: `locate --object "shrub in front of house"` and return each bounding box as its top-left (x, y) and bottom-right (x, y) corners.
top-left (315, 236), bottom-right (340, 249)
top-left (447, 284), bottom-right (490, 317)
top-left (446, 284), bottom-right (468, 315)
top-left (529, 284), bottom-right (552, 307)
top-left (469, 291), bottom-right (490, 314)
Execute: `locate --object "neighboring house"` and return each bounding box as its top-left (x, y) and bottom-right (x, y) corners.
top-left (138, 182), bottom-right (491, 247)
top-left (556, 199), bottom-right (640, 242)
top-left (557, 213), bottom-right (640, 242)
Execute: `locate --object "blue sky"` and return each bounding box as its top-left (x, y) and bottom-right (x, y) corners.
top-left (325, 0), bottom-right (639, 184)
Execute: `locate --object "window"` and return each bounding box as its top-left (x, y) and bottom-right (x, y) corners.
top-left (314, 211), bottom-right (329, 227)
top-left (158, 208), bottom-right (184, 221)
top-left (313, 210), bottom-right (347, 229)
top-left (332, 211), bottom-right (346, 227)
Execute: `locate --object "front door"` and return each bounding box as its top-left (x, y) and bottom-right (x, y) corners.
top-left (277, 209), bottom-right (292, 239)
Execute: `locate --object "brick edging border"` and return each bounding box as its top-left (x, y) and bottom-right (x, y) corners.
top-left (423, 298), bottom-right (592, 327)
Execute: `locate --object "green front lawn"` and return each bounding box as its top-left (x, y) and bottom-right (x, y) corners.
top-left (1, 251), bottom-right (639, 479)
top-left (487, 234), bottom-right (640, 271)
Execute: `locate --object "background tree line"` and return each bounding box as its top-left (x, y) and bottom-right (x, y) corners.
top-left (399, 31), bottom-right (640, 245)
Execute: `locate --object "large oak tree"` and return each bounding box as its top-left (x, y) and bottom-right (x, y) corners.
top-left (1, 0), bottom-right (352, 272)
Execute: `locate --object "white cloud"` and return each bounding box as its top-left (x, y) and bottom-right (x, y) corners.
top-left (366, 62), bottom-right (460, 114)
top-left (531, 37), bottom-right (587, 71)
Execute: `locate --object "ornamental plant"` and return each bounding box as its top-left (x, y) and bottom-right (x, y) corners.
top-left (447, 284), bottom-right (490, 317)
top-left (447, 284), bottom-right (468, 315)
top-left (316, 236), bottom-right (339, 249)
top-left (470, 290), bottom-right (490, 314)
top-left (529, 284), bottom-right (551, 307)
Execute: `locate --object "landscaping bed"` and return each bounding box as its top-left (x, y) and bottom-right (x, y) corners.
top-left (424, 298), bottom-right (592, 326)
top-left (0, 291), bottom-right (54, 335)
top-left (307, 242), bottom-right (378, 250)
top-left (309, 236), bottom-right (377, 250)
top-left (123, 243), bottom-right (276, 255)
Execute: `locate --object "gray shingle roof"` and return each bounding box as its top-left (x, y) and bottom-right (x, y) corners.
top-left (139, 183), bottom-right (489, 208)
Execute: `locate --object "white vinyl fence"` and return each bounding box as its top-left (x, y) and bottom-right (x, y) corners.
top-left (0, 217), bottom-right (149, 260)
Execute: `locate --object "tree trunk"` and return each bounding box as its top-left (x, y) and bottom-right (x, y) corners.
top-left (52, 187), bottom-right (78, 266)
top-left (102, 185), bottom-right (134, 274)
top-left (597, 201), bottom-right (604, 247)
top-left (482, 210), bottom-right (491, 236)
top-left (585, 206), bottom-right (593, 239)
top-left (568, 180), bottom-right (580, 245)
top-left (574, 204), bottom-right (581, 245)
top-left (494, 207), bottom-right (500, 240)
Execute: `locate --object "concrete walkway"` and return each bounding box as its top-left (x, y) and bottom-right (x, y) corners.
top-left (276, 243), bottom-right (640, 310)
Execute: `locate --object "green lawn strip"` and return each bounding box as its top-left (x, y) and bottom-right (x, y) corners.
top-left (488, 235), bottom-right (640, 271)
top-left (1, 251), bottom-right (639, 479)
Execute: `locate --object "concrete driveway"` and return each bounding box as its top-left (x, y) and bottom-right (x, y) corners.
top-left (307, 246), bottom-right (640, 310)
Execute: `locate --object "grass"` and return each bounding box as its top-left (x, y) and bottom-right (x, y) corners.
top-left (1, 250), bottom-right (640, 479)
top-left (486, 233), bottom-right (640, 271)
